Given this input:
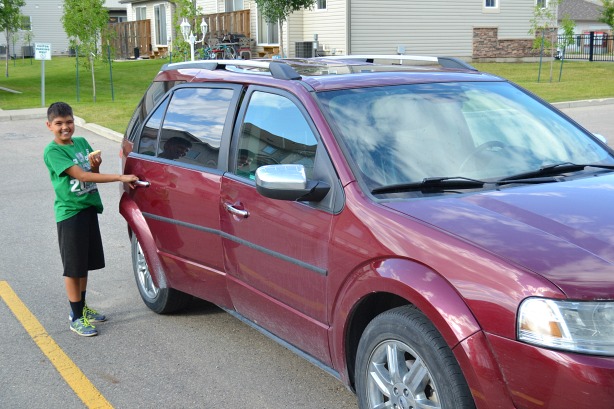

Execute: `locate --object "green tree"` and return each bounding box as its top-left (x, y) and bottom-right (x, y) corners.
top-left (61, 0), bottom-right (109, 101)
top-left (528, 0), bottom-right (562, 82)
top-left (253, 0), bottom-right (316, 57)
top-left (599, 0), bottom-right (614, 30)
top-left (557, 14), bottom-right (576, 81)
top-left (0, 0), bottom-right (26, 77)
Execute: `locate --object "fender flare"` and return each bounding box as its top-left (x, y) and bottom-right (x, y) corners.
top-left (119, 193), bottom-right (167, 289)
top-left (330, 258), bottom-right (482, 383)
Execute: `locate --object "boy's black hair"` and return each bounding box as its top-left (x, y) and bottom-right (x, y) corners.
top-left (47, 102), bottom-right (73, 121)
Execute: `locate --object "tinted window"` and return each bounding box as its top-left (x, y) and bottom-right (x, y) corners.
top-left (137, 96), bottom-right (169, 155)
top-left (158, 87), bottom-right (234, 168)
top-left (235, 91), bottom-right (317, 179)
top-left (126, 80), bottom-right (182, 142)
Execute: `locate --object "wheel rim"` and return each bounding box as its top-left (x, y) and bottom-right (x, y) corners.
top-left (135, 240), bottom-right (159, 299)
top-left (366, 340), bottom-right (441, 409)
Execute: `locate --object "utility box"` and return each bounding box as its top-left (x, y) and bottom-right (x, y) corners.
top-left (295, 41), bottom-right (315, 58)
top-left (22, 45), bottom-right (34, 58)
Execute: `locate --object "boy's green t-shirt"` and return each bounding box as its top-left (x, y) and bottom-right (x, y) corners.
top-left (44, 136), bottom-right (104, 222)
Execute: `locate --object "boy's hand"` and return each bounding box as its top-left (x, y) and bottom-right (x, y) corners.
top-left (120, 174), bottom-right (140, 189)
top-left (89, 150), bottom-right (102, 170)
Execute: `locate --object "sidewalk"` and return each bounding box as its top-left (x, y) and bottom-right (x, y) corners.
top-left (0, 107), bottom-right (124, 142)
top-left (1, 98), bottom-right (614, 144)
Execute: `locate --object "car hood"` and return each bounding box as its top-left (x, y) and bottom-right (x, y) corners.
top-left (383, 174), bottom-right (614, 299)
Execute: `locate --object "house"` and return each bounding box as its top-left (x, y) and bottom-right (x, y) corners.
top-left (0, 0), bottom-right (127, 58)
top-left (559, 0), bottom-right (610, 34)
top-left (120, 0), bottom-right (550, 61)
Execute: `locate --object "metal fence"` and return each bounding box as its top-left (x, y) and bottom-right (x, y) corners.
top-left (557, 31), bottom-right (614, 62)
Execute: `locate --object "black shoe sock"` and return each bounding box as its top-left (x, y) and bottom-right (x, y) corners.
top-left (70, 300), bottom-right (85, 322)
top-left (81, 290), bottom-right (86, 307)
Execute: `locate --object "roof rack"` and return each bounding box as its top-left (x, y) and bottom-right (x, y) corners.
top-left (162, 60), bottom-right (302, 80)
top-left (160, 54), bottom-right (477, 82)
top-left (320, 55), bottom-right (477, 71)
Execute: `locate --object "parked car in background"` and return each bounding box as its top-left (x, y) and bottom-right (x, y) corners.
top-left (119, 55), bottom-right (614, 409)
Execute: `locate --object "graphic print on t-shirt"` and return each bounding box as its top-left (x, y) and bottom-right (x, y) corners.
top-left (71, 150), bottom-right (98, 197)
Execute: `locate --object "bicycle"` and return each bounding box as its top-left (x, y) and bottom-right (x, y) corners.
top-left (200, 42), bottom-right (237, 60)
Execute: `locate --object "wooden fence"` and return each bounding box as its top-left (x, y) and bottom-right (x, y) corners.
top-left (104, 9), bottom-right (251, 60)
top-left (202, 9), bottom-right (251, 41)
top-left (106, 20), bottom-right (151, 60)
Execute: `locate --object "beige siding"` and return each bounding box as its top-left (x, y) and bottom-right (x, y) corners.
top-left (300, 0), bottom-right (348, 56)
top-left (349, 0), bottom-right (537, 57)
top-left (128, 2), bottom-right (172, 50)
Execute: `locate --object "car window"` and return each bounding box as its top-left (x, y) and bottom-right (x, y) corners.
top-left (153, 87), bottom-right (234, 168)
top-left (137, 96), bottom-right (169, 156)
top-left (318, 82), bottom-right (614, 191)
top-left (234, 91), bottom-right (318, 180)
top-left (126, 80), bottom-right (183, 142)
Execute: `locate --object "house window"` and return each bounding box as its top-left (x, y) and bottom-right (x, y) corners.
top-left (225, 0), bottom-right (244, 11)
top-left (537, 0), bottom-right (548, 8)
top-left (154, 4), bottom-right (167, 45)
top-left (257, 11), bottom-right (279, 44)
top-left (317, 0), bottom-right (327, 9)
top-left (20, 16), bottom-right (31, 30)
top-left (135, 6), bottom-right (146, 20)
top-left (482, 0), bottom-right (499, 13)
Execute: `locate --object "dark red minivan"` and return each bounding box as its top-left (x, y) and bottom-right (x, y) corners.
top-left (120, 56), bottom-right (614, 409)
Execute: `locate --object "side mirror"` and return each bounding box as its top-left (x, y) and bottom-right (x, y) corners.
top-left (255, 164), bottom-right (330, 202)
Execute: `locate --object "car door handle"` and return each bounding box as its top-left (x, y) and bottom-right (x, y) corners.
top-left (134, 180), bottom-right (150, 188)
top-left (224, 203), bottom-right (249, 219)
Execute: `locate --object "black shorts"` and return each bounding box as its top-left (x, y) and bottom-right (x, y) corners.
top-left (57, 206), bottom-right (105, 278)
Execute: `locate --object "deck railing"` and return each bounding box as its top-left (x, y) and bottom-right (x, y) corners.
top-left (202, 9), bottom-right (251, 41)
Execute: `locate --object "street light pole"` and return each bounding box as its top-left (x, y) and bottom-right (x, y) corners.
top-left (180, 18), bottom-right (208, 61)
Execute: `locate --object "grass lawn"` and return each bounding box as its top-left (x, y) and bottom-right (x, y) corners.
top-left (0, 56), bottom-right (613, 134)
top-left (0, 57), bottom-right (166, 133)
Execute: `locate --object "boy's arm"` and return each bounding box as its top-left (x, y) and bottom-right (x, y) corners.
top-left (64, 164), bottom-right (139, 186)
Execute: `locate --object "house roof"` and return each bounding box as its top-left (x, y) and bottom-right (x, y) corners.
top-left (559, 0), bottom-right (603, 21)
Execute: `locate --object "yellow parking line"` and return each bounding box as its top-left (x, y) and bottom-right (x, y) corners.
top-left (0, 281), bottom-right (113, 409)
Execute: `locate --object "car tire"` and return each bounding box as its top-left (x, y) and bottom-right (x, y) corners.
top-left (131, 234), bottom-right (191, 314)
top-left (355, 305), bottom-right (475, 409)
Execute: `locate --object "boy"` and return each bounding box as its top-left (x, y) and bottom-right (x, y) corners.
top-left (43, 102), bottom-right (139, 337)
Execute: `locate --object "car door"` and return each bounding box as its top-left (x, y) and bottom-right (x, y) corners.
top-left (124, 84), bottom-right (241, 307)
top-left (220, 88), bottom-right (340, 365)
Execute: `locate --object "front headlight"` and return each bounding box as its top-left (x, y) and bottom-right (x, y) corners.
top-left (518, 298), bottom-right (614, 356)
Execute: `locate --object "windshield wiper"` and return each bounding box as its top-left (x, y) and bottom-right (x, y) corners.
top-left (371, 174), bottom-right (566, 195)
top-left (371, 176), bottom-right (486, 194)
top-left (499, 162), bottom-right (614, 182)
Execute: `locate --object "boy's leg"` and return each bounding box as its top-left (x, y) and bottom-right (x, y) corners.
top-left (58, 209), bottom-right (98, 336)
top-left (66, 276), bottom-right (84, 321)
top-left (80, 277), bottom-right (87, 304)
top-left (81, 276), bottom-right (106, 322)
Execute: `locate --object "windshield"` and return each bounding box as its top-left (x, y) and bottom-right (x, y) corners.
top-left (317, 82), bottom-right (614, 194)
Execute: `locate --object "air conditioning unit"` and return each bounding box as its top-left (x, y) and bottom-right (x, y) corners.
top-left (295, 41), bottom-right (315, 58)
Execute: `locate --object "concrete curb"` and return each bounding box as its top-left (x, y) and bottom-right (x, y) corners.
top-left (0, 107), bottom-right (47, 121)
top-left (0, 108), bottom-right (124, 142)
top-left (73, 116), bottom-right (124, 143)
top-left (552, 98), bottom-right (614, 109)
